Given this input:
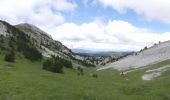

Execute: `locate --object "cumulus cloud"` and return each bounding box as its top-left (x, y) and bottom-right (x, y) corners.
top-left (96, 0), bottom-right (170, 23)
top-left (0, 0), bottom-right (76, 25)
top-left (28, 7), bottom-right (65, 29)
top-left (48, 19), bottom-right (170, 51)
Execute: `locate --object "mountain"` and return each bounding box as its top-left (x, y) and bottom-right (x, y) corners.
top-left (99, 41), bottom-right (170, 70)
top-left (0, 20), bottom-right (43, 62)
top-left (15, 23), bottom-right (117, 66)
top-left (15, 23), bottom-right (72, 57)
top-left (0, 20), bottom-right (117, 66)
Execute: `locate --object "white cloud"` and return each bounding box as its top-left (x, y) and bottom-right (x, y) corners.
top-left (0, 0), bottom-right (76, 25)
top-left (0, 0), bottom-right (170, 51)
top-left (96, 0), bottom-right (170, 23)
top-left (28, 7), bottom-right (65, 29)
top-left (47, 19), bottom-right (170, 51)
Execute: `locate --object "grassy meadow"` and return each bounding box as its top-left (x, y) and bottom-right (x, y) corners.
top-left (0, 54), bottom-right (170, 100)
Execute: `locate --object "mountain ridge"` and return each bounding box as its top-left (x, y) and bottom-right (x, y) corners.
top-left (0, 20), bottom-right (118, 66)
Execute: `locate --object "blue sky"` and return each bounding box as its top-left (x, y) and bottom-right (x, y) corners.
top-left (0, 0), bottom-right (170, 51)
top-left (67, 0), bottom-right (170, 33)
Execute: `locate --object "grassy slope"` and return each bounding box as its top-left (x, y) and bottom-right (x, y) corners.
top-left (0, 53), bottom-right (170, 100)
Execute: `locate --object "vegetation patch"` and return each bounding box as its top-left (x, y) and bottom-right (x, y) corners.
top-left (43, 55), bottom-right (73, 73)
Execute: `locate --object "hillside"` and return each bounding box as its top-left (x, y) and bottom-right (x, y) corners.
top-left (15, 22), bottom-right (117, 66)
top-left (98, 41), bottom-right (170, 70)
top-left (15, 23), bottom-right (72, 57)
top-left (0, 20), bottom-right (42, 62)
top-left (0, 20), bottom-right (117, 67)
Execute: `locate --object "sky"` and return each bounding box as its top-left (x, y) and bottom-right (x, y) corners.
top-left (1, 0), bottom-right (170, 51)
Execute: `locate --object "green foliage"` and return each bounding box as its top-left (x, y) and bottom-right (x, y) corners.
top-left (9, 37), bottom-right (15, 50)
top-left (4, 50), bottom-right (15, 62)
top-left (4, 38), bottom-right (15, 62)
top-left (0, 35), bottom-right (4, 43)
top-left (15, 34), bottom-right (42, 61)
top-left (77, 66), bottom-right (84, 76)
top-left (0, 21), bottom-right (42, 61)
top-left (0, 36), bottom-right (3, 49)
top-left (21, 46), bottom-right (42, 61)
top-left (62, 59), bottom-right (72, 69)
top-left (0, 35), bottom-right (7, 50)
top-left (43, 56), bottom-right (73, 73)
top-left (52, 56), bottom-right (73, 69)
top-left (43, 59), bottom-right (63, 73)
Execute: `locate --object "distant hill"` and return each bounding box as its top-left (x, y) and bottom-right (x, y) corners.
top-left (72, 49), bottom-right (134, 57)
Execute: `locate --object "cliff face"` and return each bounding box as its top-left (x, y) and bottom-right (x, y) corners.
top-left (0, 22), bottom-right (10, 36)
top-left (15, 23), bottom-right (72, 57)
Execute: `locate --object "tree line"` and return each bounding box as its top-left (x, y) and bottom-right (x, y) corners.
top-left (43, 55), bottom-right (73, 73)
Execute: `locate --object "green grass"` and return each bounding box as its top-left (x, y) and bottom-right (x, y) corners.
top-left (0, 54), bottom-right (170, 100)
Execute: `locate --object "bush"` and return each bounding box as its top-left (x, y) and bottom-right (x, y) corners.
top-left (61, 59), bottom-right (73, 69)
top-left (52, 56), bottom-right (73, 69)
top-left (42, 56), bottom-right (73, 73)
top-left (17, 41), bottom-right (42, 61)
top-left (23, 47), bottom-right (42, 61)
top-left (4, 51), bottom-right (15, 62)
top-left (43, 59), bottom-right (63, 73)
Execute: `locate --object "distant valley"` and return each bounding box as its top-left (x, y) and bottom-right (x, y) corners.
top-left (72, 49), bottom-right (134, 57)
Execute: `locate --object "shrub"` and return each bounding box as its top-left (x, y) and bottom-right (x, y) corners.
top-left (61, 59), bottom-right (73, 69)
top-left (4, 51), bottom-right (15, 62)
top-left (144, 46), bottom-right (148, 50)
top-left (42, 56), bottom-right (73, 73)
top-left (52, 56), bottom-right (73, 69)
top-left (43, 59), bottom-right (63, 73)
top-left (17, 42), bottom-right (42, 61)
